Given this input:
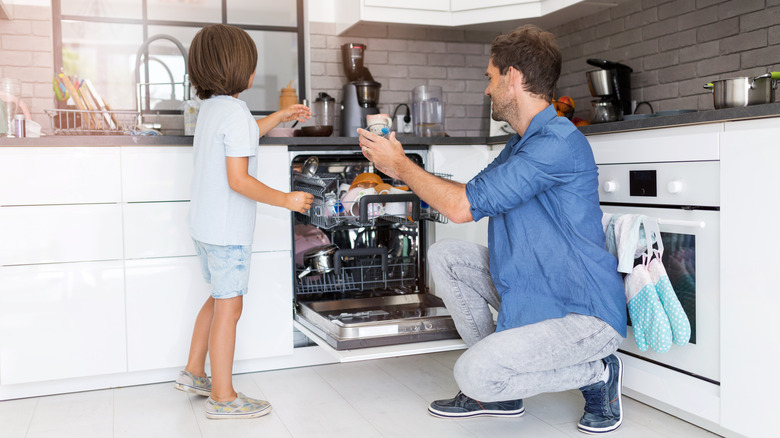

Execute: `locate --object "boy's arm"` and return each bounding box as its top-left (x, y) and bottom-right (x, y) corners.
top-left (257, 104), bottom-right (311, 137)
top-left (226, 156), bottom-right (312, 213)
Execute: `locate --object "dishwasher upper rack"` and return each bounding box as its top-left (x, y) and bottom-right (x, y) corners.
top-left (293, 171), bottom-right (450, 229)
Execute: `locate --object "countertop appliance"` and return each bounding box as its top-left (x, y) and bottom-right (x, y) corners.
top-left (340, 43), bottom-right (381, 137)
top-left (586, 58), bottom-right (633, 123)
top-left (289, 149), bottom-right (458, 349)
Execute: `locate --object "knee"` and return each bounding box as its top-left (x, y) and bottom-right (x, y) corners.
top-left (428, 239), bottom-right (461, 269)
top-left (453, 351), bottom-right (497, 401)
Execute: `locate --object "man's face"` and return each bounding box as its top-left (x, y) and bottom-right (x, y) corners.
top-left (485, 60), bottom-right (511, 122)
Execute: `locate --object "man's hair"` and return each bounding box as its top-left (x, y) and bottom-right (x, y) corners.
top-left (490, 25), bottom-right (561, 102)
top-left (188, 24), bottom-right (258, 100)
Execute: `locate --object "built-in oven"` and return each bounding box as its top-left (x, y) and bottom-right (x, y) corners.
top-left (288, 147), bottom-right (459, 350)
top-left (598, 161), bottom-right (720, 385)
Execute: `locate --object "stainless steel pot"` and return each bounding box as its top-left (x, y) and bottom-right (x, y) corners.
top-left (298, 243), bottom-right (339, 278)
top-left (704, 72), bottom-right (780, 109)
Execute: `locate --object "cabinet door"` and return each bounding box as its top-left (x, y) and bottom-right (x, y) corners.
top-left (124, 201), bottom-right (195, 259)
top-left (720, 119), bottom-right (780, 438)
top-left (0, 147), bottom-right (121, 206)
top-left (0, 261), bottom-right (126, 384)
top-left (0, 204), bottom-right (123, 265)
top-left (121, 146), bottom-right (193, 202)
top-left (125, 252), bottom-right (292, 372)
top-left (430, 144), bottom-right (504, 246)
top-left (253, 146), bottom-right (292, 252)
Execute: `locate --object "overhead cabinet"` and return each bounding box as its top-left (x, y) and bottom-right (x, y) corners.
top-left (339, 0), bottom-right (614, 30)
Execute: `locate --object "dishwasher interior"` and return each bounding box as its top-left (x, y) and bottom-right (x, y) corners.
top-left (290, 150), bottom-right (459, 349)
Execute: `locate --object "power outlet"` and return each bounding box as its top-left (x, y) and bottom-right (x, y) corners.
top-left (395, 114), bottom-right (413, 134)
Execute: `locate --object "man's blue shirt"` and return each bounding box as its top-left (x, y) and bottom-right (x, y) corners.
top-left (465, 105), bottom-right (627, 336)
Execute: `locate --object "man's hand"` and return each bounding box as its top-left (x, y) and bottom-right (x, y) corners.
top-left (285, 191), bottom-right (314, 213)
top-left (356, 128), bottom-right (406, 180)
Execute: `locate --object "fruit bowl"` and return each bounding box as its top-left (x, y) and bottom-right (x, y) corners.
top-left (553, 99), bottom-right (574, 120)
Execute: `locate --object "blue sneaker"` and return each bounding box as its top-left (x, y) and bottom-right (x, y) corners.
top-left (578, 354), bottom-right (623, 434)
top-left (428, 391), bottom-right (525, 418)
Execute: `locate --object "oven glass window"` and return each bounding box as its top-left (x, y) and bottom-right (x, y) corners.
top-left (628, 232), bottom-right (696, 344)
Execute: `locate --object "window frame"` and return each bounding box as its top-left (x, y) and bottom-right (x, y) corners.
top-left (51, 0), bottom-right (306, 116)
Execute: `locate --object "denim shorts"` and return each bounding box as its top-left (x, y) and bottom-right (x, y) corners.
top-left (193, 239), bottom-right (252, 299)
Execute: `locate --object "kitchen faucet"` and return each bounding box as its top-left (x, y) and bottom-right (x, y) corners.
top-left (133, 34), bottom-right (190, 120)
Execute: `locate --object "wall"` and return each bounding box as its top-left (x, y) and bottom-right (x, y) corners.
top-left (0, 1), bottom-right (52, 129)
top-left (552, 0), bottom-right (780, 121)
top-left (308, 22), bottom-right (500, 137)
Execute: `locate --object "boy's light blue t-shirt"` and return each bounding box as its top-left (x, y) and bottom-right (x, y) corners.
top-left (189, 95), bottom-right (260, 246)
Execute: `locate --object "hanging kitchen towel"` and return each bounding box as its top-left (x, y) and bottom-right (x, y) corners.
top-left (602, 213), bottom-right (620, 259)
top-left (625, 263), bottom-right (673, 353)
top-left (613, 214), bottom-right (646, 274)
top-left (644, 219), bottom-right (691, 346)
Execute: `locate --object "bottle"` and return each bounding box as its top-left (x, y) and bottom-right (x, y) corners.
top-left (13, 114), bottom-right (25, 138)
top-left (279, 82), bottom-right (298, 110)
top-left (183, 99), bottom-right (199, 136)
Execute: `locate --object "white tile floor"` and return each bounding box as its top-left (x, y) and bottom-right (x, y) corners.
top-left (0, 350), bottom-right (721, 438)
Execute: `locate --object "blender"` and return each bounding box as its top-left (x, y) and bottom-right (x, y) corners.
top-left (340, 43), bottom-right (381, 137)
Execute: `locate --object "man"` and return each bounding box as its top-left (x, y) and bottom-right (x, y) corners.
top-left (357, 25), bottom-right (627, 434)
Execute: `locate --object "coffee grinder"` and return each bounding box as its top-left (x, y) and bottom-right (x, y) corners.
top-left (341, 43), bottom-right (381, 137)
top-left (586, 58), bottom-right (633, 123)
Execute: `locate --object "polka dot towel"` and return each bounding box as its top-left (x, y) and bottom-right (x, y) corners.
top-left (625, 264), bottom-right (673, 353)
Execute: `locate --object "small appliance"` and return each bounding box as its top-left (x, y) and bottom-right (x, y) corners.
top-left (340, 43), bottom-right (381, 137)
top-left (586, 58), bottom-right (633, 123)
top-left (411, 85), bottom-right (444, 137)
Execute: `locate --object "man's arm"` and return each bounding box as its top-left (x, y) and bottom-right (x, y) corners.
top-left (357, 129), bottom-right (473, 223)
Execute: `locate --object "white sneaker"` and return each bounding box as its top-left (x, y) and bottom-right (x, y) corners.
top-left (173, 370), bottom-right (212, 397)
top-left (205, 392), bottom-right (272, 419)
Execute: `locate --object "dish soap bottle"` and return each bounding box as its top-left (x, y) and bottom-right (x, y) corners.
top-left (182, 98), bottom-right (199, 136)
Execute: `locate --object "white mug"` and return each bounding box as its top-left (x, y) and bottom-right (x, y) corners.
top-left (366, 113), bottom-right (392, 137)
top-left (384, 187), bottom-right (411, 217)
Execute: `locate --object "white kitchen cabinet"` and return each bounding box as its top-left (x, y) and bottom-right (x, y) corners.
top-left (430, 144), bottom-right (504, 246)
top-left (719, 118), bottom-right (780, 438)
top-left (121, 146), bottom-right (193, 202)
top-left (253, 145), bottom-right (293, 252)
top-left (125, 252), bottom-right (292, 372)
top-left (0, 203), bottom-right (123, 265)
top-left (0, 261), bottom-right (126, 385)
top-left (0, 147), bottom-right (121, 206)
top-left (336, 0), bottom-right (603, 30)
top-left (124, 201), bottom-right (194, 259)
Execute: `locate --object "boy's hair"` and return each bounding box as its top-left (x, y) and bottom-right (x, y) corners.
top-left (490, 25), bottom-right (561, 102)
top-left (188, 24), bottom-right (258, 100)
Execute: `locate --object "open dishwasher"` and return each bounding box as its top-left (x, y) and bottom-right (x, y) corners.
top-left (290, 149), bottom-right (459, 350)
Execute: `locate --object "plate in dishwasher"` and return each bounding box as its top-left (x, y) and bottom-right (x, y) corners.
top-left (295, 293), bottom-right (459, 350)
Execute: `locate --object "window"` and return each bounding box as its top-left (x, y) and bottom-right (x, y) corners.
top-left (52, 0), bottom-right (304, 116)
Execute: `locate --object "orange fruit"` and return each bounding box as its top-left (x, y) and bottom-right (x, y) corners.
top-left (558, 96), bottom-right (574, 109)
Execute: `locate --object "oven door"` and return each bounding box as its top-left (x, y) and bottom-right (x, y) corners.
top-left (601, 205), bottom-right (720, 384)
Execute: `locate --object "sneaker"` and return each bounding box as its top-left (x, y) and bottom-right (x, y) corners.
top-left (577, 354), bottom-right (623, 434)
top-left (428, 391), bottom-right (525, 418)
top-left (174, 370), bottom-right (212, 397)
top-left (205, 392), bottom-right (272, 419)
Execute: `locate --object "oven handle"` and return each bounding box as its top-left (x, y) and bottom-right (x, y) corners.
top-left (359, 194), bottom-right (421, 222)
top-left (657, 219), bottom-right (706, 229)
top-left (333, 247), bottom-right (389, 275)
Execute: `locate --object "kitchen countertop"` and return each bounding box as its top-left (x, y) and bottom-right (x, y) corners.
top-left (2, 102), bottom-right (778, 147)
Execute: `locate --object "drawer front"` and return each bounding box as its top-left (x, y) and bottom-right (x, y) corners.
top-left (0, 204), bottom-right (123, 265)
top-left (0, 147), bottom-right (121, 206)
top-left (121, 146), bottom-right (193, 202)
top-left (0, 261), bottom-right (126, 384)
top-left (124, 202), bottom-right (194, 259)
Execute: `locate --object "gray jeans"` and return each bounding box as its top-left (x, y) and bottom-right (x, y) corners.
top-left (429, 239), bottom-right (624, 402)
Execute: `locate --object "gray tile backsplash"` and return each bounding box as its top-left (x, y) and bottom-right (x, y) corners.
top-left (309, 0), bottom-right (780, 134)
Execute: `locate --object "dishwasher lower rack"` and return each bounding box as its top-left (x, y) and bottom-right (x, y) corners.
top-left (293, 172), bottom-right (449, 229)
top-left (296, 247), bottom-right (418, 296)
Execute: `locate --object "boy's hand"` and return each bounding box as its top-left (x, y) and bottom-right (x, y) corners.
top-left (286, 191), bottom-right (314, 213)
top-left (282, 104), bottom-right (311, 123)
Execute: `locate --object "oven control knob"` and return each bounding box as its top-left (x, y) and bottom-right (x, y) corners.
top-left (667, 180), bottom-right (684, 194)
top-left (603, 180), bottom-right (617, 193)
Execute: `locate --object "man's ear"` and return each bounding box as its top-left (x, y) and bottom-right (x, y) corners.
top-left (506, 66), bottom-right (523, 92)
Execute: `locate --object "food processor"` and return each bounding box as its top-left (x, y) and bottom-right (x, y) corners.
top-left (340, 43), bottom-right (381, 137)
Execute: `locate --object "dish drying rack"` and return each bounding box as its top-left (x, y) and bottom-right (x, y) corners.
top-left (45, 109), bottom-right (140, 135)
top-left (293, 171), bottom-right (449, 229)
